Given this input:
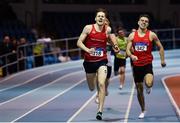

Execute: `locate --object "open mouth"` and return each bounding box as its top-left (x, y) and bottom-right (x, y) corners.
top-left (99, 20), bottom-right (103, 23)
top-left (142, 24), bottom-right (146, 27)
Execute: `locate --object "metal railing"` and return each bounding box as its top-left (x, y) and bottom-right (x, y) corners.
top-left (0, 28), bottom-right (180, 77)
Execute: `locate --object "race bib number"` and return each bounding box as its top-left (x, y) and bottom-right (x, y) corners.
top-left (135, 42), bottom-right (147, 51)
top-left (90, 48), bottom-right (104, 57)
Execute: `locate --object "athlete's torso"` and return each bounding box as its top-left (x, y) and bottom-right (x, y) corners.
top-left (116, 37), bottom-right (127, 59)
top-left (84, 24), bottom-right (108, 62)
top-left (132, 30), bottom-right (153, 66)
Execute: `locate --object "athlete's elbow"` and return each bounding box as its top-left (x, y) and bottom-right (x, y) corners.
top-left (77, 41), bottom-right (81, 48)
top-left (158, 46), bottom-right (164, 52)
top-left (76, 42), bottom-right (79, 47)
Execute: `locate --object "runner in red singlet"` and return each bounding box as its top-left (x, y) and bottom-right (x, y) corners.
top-left (126, 14), bottom-right (166, 119)
top-left (77, 8), bottom-right (119, 120)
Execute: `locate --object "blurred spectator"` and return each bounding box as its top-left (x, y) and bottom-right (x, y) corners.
top-left (41, 35), bottom-right (54, 65)
top-left (12, 37), bottom-right (18, 52)
top-left (31, 28), bottom-right (39, 39)
top-left (33, 33), bottom-right (51, 67)
top-left (0, 35), bottom-right (14, 76)
top-left (33, 42), bottom-right (44, 67)
top-left (58, 48), bottom-right (71, 62)
top-left (8, 37), bottom-right (18, 74)
top-left (1, 35), bottom-right (13, 55)
top-left (18, 37), bottom-right (27, 71)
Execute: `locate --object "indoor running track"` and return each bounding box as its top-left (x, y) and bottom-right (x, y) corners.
top-left (0, 49), bottom-right (180, 123)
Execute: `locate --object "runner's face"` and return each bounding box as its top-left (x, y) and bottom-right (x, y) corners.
top-left (95, 12), bottom-right (106, 26)
top-left (138, 17), bottom-right (149, 30)
top-left (118, 30), bottom-right (125, 37)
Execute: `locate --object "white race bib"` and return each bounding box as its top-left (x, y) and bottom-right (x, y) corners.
top-left (90, 48), bottom-right (104, 57)
top-left (135, 42), bottom-right (147, 51)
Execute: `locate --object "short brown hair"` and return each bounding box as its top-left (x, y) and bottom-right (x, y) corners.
top-left (95, 8), bottom-right (108, 18)
top-left (116, 26), bottom-right (124, 33)
top-left (139, 14), bottom-right (150, 21)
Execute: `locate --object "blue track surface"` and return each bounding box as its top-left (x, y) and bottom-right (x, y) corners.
top-left (0, 49), bottom-right (179, 122)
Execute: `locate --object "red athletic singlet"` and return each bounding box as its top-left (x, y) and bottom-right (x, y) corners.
top-left (132, 30), bottom-right (153, 66)
top-left (84, 24), bottom-right (108, 62)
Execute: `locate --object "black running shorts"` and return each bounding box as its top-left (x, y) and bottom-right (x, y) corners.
top-left (83, 60), bottom-right (108, 73)
top-left (132, 63), bottom-right (153, 83)
top-left (107, 66), bottom-right (112, 79)
top-left (114, 57), bottom-right (126, 72)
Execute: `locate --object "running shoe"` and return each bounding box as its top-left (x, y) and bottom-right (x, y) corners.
top-left (138, 111), bottom-right (146, 119)
top-left (96, 111), bottom-right (102, 120)
top-left (119, 84), bottom-right (123, 90)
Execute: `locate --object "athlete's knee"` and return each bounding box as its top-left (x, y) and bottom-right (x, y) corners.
top-left (98, 82), bottom-right (105, 90)
top-left (145, 74), bottom-right (153, 81)
top-left (119, 70), bottom-right (125, 75)
top-left (145, 79), bottom-right (153, 86)
top-left (145, 74), bottom-right (153, 87)
top-left (119, 67), bottom-right (125, 74)
top-left (145, 82), bottom-right (153, 88)
top-left (98, 66), bottom-right (108, 78)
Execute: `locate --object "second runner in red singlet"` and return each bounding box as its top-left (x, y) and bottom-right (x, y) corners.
top-left (132, 30), bottom-right (153, 66)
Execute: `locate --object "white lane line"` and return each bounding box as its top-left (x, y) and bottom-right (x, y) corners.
top-left (68, 66), bottom-right (180, 122)
top-left (0, 71), bottom-right (83, 107)
top-left (0, 65), bottom-right (47, 84)
top-left (67, 76), bottom-right (119, 123)
top-left (162, 74), bottom-right (180, 118)
top-left (123, 65), bottom-right (180, 122)
top-left (0, 60), bottom-right (82, 84)
top-left (67, 92), bottom-right (97, 123)
top-left (0, 66), bottom-right (79, 92)
top-left (10, 78), bottom-right (86, 123)
top-left (124, 82), bottom-right (135, 123)
top-left (123, 64), bottom-right (135, 123)
top-left (0, 74), bottom-right (17, 84)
